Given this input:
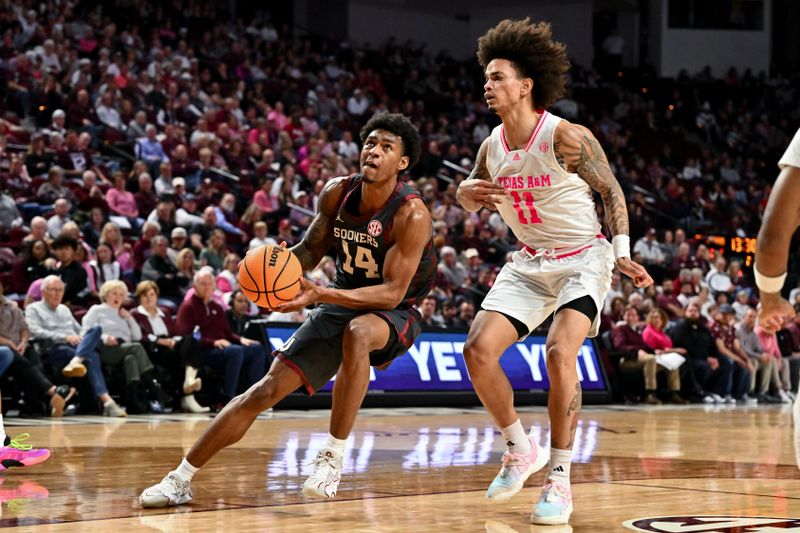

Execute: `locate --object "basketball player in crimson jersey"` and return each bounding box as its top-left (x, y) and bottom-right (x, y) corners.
top-left (140, 112), bottom-right (435, 507)
top-left (457, 19), bottom-right (653, 525)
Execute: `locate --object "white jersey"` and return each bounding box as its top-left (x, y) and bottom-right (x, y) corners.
top-left (486, 111), bottom-right (602, 250)
top-left (778, 128), bottom-right (800, 170)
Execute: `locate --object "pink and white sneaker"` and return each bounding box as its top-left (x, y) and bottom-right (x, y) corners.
top-left (0, 434), bottom-right (51, 472)
top-left (485, 433), bottom-right (548, 501)
top-left (531, 479), bottom-right (573, 525)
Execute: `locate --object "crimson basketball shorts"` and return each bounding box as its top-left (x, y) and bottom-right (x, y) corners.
top-left (274, 303), bottom-right (422, 395)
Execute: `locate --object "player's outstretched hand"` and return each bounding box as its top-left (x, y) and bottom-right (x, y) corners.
top-left (757, 292), bottom-right (795, 331)
top-left (458, 180), bottom-right (509, 211)
top-left (274, 277), bottom-right (319, 313)
top-left (616, 257), bottom-right (653, 288)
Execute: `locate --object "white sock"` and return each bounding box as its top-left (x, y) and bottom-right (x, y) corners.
top-left (500, 419), bottom-right (531, 454)
top-left (547, 447), bottom-right (572, 485)
top-left (173, 457), bottom-right (199, 483)
top-left (184, 366), bottom-right (199, 383)
top-left (0, 414), bottom-right (6, 445)
top-left (324, 434), bottom-right (347, 457)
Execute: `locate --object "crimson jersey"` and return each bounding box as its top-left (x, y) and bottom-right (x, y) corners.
top-left (332, 175), bottom-right (435, 308)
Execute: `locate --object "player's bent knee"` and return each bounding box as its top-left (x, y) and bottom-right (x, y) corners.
top-left (546, 345), bottom-right (578, 374)
top-left (463, 338), bottom-right (499, 368)
top-left (342, 322), bottom-right (374, 355)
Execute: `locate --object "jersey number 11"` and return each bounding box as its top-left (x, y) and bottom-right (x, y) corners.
top-left (510, 191), bottom-right (542, 224)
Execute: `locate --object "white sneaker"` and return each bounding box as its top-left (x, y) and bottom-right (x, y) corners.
top-left (793, 383), bottom-right (800, 470)
top-left (531, 479), bottom-right (573, 525)
top-left (723, 395), bottom-right (737, 405)
top-left (181, 395), bottom-right (210, 413)
top-left (302, 449), bottom-right (343, 499)
top-left (702, 395), bottom-right (715, 404)
top-left (139, 472), bottom-right (193, 508)
top-left (711, 393), bottom-right (725, 404)
top-left (485, 432), bottom-right (548, 502)
top-left (103, 400), bottom-right (127, 417)
top-left (779, 389), bottom-right (792, 404)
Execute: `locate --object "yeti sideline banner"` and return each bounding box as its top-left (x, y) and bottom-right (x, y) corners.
top-left (264, 325), bottom-right (608, 392)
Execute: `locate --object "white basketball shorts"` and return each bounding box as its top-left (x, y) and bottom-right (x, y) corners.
top-left (481, 237), bottom-right (614, 339)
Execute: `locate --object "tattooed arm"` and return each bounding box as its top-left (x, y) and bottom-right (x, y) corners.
top-left (288, 177), bottom-right (347, 272)
top-left (554, 121), bottom-right (653, 288)
top-left (554, 122), bottom-right (628, 236)
top-left (456, 138), bottom-right (509, 212)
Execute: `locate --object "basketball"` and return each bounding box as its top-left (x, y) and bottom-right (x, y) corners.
top-left (238, 244), bottom-right (302, 309)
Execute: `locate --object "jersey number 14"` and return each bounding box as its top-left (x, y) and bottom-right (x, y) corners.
top-left (510, 191), bottom-right (542, 224)
top-left (341, 240), bottom-right (380, 278)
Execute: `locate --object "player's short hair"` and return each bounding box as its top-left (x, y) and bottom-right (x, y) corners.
top-left (359, 112), bottom-right (421, 169)
top-left (477, 18), bottom-right (570, 109)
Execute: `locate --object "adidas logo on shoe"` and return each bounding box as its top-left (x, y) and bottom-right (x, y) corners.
top-left (552, 466), bottom-right (565, 473)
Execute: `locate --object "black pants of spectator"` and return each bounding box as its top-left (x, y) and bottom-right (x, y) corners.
top-left (0, 351), bottom-right (67, 416)
top-left (7, 351), bottom-right (53, 396)
top-left (690, 356), bottom-right (732, 396)
top-left (146, 336), bottom-right (201, 397)
top-left (22, 345), bottom-right (45, 373)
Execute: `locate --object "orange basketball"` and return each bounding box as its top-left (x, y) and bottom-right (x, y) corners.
top-left (238, 244), bottom-right (302, 309)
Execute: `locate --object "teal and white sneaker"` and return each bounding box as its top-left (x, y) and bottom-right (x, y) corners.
top-left (485, 433), bottom-right (548, 502)
top-left (531, 479), bottom-right (573, 525)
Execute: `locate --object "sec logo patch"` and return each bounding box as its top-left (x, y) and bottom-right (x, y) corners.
top-left (367, 220), bottom-right (383, 237)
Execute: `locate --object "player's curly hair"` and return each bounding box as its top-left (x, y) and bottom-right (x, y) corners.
top-left (477, 18), bottom-right (570, 109)
top-left (360, 112), bottom-right (421, 169)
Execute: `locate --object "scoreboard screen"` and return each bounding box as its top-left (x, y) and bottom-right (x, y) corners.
top-left (694, 234), bottom-right (756, 267)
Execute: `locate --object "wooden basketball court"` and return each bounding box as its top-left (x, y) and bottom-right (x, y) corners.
top-left (0, 404), bottom-right (797, 531)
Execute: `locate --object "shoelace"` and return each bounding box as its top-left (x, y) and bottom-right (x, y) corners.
top-left (5, 499), bottom-right (29, 513)
top-left (312, 452), bottom-right (342, 469)
top-left (541, 481), bottom-right (569, 503)
top-left (500, 449), bottom-right (529, 467)
top-left (6, 434), bottom-right (33, 451)
top-left (160, 474), bottom-right (190, 495)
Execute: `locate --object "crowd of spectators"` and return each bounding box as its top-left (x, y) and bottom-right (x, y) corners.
top-left (0, 0), bottom-right (799, 413)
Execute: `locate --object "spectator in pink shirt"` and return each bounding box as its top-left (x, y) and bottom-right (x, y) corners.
top-left (106, 173), bottom-right (143, 230)
top-left (643, 309), bottom-right (685, 358)
top-left (253, 178), bottom-right (279, 215)
top-left (756, 324), bottom-right (793, 402)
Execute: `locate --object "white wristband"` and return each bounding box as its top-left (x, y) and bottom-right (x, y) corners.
top-left (612, 234), bottom-right (630, 260)
top-left (754, 263), bottom-right (787, 294)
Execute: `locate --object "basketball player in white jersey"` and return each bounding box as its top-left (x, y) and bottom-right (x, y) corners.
top-left (754, 127), bottom-right (800, 470)
top-left (457, 19), bottom-right (653, 525)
